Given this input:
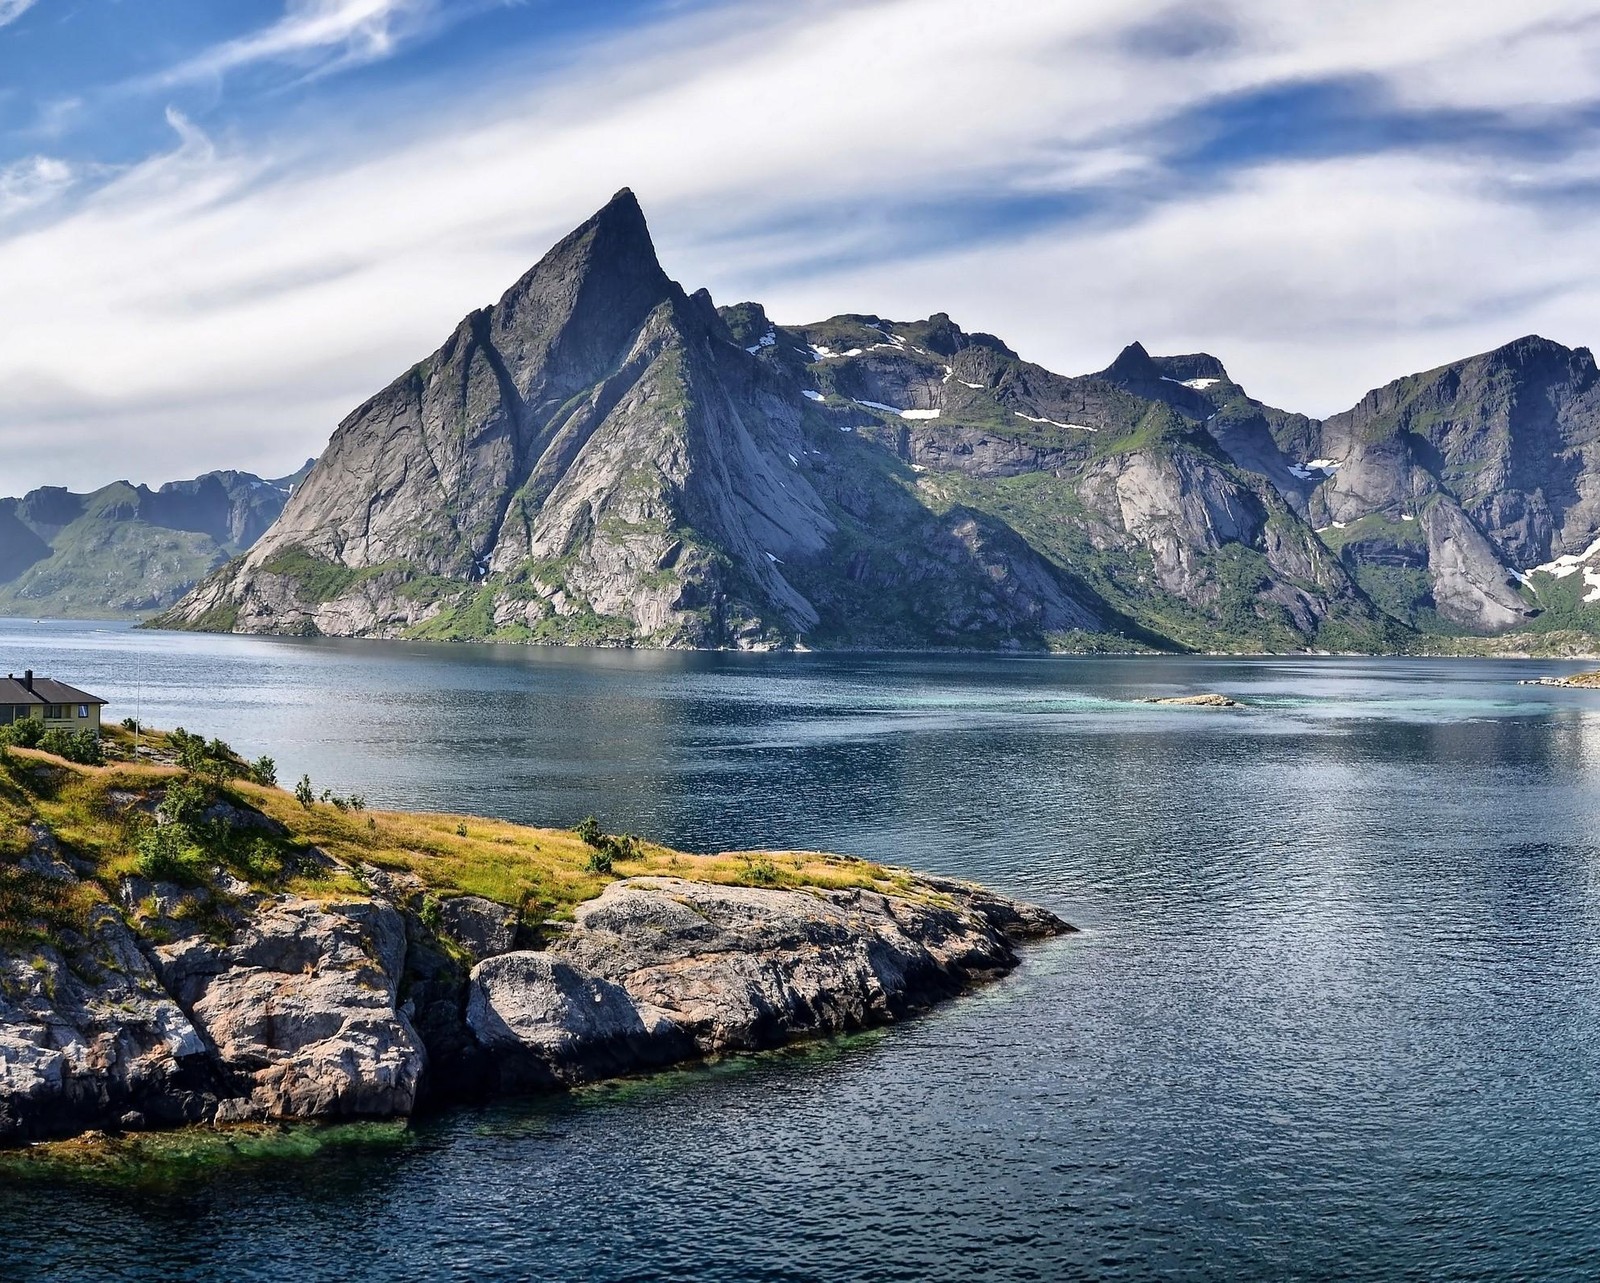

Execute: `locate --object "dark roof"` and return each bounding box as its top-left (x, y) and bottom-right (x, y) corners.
top-left (0, 676), bottom-right (107, 706)
top-left (31, 678), bottom-right (107, 705)
top-left (0, 679), bottom-right (41, 706)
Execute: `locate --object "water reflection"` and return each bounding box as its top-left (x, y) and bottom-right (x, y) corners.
top-left (5, 622), bottom-right (1600, 1280)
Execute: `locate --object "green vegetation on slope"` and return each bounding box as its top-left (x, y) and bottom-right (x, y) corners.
top-left (0, 725), bottom-right (914, 948)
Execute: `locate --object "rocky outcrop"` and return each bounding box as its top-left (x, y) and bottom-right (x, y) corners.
top-left (0, 864), bottom-right (1067, 1144)
top-left (467, 877), bottom-right (1061, 1089)
top-left (148, 890), bottom-right (425, 1124)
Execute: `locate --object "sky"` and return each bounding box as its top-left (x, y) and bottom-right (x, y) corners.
top-left (2, 0), bottom-right (1600, 493)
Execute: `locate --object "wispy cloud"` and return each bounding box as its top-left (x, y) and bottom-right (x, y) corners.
top-left (154, 0), bottom-right (441, 85)
top-left (2, 0), bottom-right (1600, 491)
top-left (0, 0), bottom-right (37, 28)
top-left (0, 154), bottom-right (75, 219)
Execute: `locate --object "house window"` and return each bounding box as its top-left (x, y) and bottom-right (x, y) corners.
top-left (45, 704), bottom-right (68, 719)
top-left (78, 705), bottom-right (88, 718)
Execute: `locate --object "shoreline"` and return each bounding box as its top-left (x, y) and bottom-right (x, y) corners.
top-left (0, 729), bottom-right (1070, 1147)
top-left (11, 614), bottom-right (1600, 662)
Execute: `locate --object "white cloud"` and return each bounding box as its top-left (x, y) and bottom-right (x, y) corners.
top-left (154, 0), bottom-right (440, 85)
top-left (1, 0), bottom-right (1598, 491)
top-left (0, 0), bottom-right (36, 28)
top-left (768, 152), bottom-right (1600, 414)
top-left (0, 155), bottom-right (76, 219)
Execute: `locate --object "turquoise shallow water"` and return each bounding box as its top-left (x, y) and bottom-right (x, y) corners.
top-left (4, 621), bottom-right (1600, 1281)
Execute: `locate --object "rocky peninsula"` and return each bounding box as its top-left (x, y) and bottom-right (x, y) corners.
top-left (0, 727), bottom-right (1067, 1145)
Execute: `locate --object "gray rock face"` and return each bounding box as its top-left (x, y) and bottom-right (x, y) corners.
top-left (0, 908), bottom-right (212, 1143)
top-left (153, 895), bottom-right (425, 1123)
top-left (151, 193), bottom-right (1600, 650)
top-left (0, 854), bottom-right (1066, 1143)
top-left (466, 876), bottom-right (1068, 1088)
top-left (0, 875), bottom-right (424, 1140)
top-left (437, 894), bottom-right (518, 962)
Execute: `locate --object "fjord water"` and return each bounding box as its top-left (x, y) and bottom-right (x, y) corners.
top-left (6, 622), bottom-right (1600, 1281)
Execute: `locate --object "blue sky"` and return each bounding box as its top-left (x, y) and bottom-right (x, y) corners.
top-left (3, 0), bottom-right (1600, 491)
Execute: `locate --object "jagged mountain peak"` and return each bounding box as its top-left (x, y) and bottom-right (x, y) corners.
top-left (485, 189), bottom-right (675, 383)
top-left (1099, 341), bottom-right (1159, 382)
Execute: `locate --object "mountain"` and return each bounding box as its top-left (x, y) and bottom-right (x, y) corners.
top-left (154, 190), bottom-right (1600, 653)
top-left (0, 463), bottom-right (312, 618)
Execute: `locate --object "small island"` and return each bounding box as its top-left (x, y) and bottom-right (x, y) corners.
top-left (0, 722), bottom-right (1068, 1146)
top-left (1518, 670), bottom-right (1600, 688)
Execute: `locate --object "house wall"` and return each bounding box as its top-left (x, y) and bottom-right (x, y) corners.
top-left (41, 704), bottom-right (102, 734)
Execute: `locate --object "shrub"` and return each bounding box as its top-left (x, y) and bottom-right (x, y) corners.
top-left (1, 719), bottom-right (44, 748)
top-left (120, 717), bottom-right (140, 732)
top-left (160, 774), bottom-right (211, 826)
top-left (294, 775), bottom-right (314, 809)
top-left (230, 836), bottom-right (283, 883)
top-left (456, 822), bottom-right (468, 838)
top-left (134, 825), bottom-right (208, 885)
top-left (251, 755), bottom-right (277, 787)
top-left (575, 816), bottom-right (604, 849)
top-left (38, 727), bottom-right (104, 766)
top-left (581, 829), bottom-right (635, 876)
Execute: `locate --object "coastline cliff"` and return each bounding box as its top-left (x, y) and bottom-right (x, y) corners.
top-left (0, 728), bottom-right (1067, 1144)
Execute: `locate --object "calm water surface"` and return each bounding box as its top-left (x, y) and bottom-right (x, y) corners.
top-left (4, 620), bottom-right (1600, 1281)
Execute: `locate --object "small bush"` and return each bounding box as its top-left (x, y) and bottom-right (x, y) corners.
top-left (134, 825), bottom-right (208, 885)
top-left (456, 822), bottom-right (468, 838)
top-left (160, 774), bottom-right (211, 826)
top-left (585, 847), bottom-right (614, 875)
top-left (120, 717), bottom-right (140, 733)
top-left (38, 728), bottom-right (104, 766)
top-left (1, 719), bottom-right (44, 749)
top-left (251, 755), bottom-right (277, 787)
top-left (229, 836), bottom-right (283, 883)
top-left (294, 775), bottom-right (314, 809)
top-left (576, 816), bottom-right (604, 849)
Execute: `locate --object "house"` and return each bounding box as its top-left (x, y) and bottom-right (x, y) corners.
top-left (0, 670), bottom-right (108, 734)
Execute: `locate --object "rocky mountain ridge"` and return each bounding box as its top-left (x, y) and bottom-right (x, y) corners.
top-left (143, 190), bottom-right (1600, 651)
top-left (0, 463), bottom-right (312, 618)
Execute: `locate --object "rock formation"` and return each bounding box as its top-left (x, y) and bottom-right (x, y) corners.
top-left (146, 192), bottom-right (1600, 651)
top-left (0, 824), bottom-right (1066, 1144)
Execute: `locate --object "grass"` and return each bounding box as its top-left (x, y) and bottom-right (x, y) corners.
top-left (0, 725), bottom-right (918, 946)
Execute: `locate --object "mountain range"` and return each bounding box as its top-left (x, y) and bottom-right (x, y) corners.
top-left (86, 188), bottom-right (1600, 653)
top-left (0, 464), bottom-right (311, 618)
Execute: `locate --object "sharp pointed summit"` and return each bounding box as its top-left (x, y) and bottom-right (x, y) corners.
top-left (145, 192), bottom-right (1600, 655)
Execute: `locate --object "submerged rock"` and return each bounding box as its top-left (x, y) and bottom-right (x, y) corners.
top-left (1140, 692), bottom-right (1242, 707)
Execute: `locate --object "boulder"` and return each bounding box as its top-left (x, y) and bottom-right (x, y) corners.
top-left (152, 895), bottom-right (425, 1122)
top-left (438, 895), bottom-right (517, 961)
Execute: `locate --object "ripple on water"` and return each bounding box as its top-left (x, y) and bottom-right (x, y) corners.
top-left (5, 623), bottom-right (1600, 1280)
